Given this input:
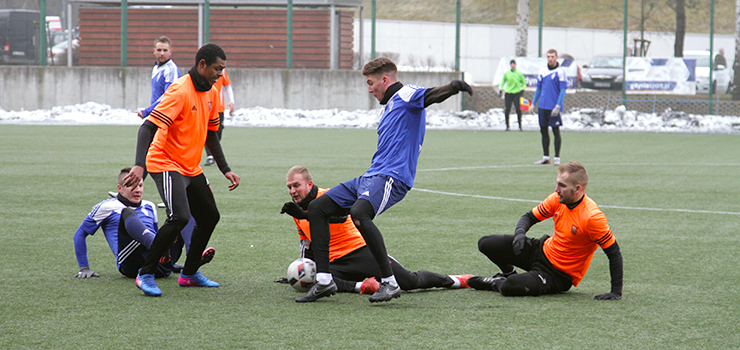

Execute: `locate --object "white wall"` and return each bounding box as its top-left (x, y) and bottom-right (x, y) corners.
top-left (354, 18), bottom-right (735, 85)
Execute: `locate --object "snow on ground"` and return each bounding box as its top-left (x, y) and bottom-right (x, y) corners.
top-left (1, 102), bottom-right (739, 134)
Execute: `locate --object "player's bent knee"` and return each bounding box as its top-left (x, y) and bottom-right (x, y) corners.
top-left (500, 273), bottom-right (540, 297)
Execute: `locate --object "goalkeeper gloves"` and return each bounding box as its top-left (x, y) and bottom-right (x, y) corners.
top-left (551, 105), bottom-right (561, 117)
top-left (75, 266), bottom-right (99, 278)
top-left (512, 233), bottom-right (526, 255)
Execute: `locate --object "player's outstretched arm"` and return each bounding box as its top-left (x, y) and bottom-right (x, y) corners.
top-left (423, 80), bottom-right (473, 108)
top-left (595, 241), bottom-right (623, 300)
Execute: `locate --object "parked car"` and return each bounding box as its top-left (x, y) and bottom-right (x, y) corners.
top-left (0, 9), bottom-right (39, 65)
top-left (682, 50), bottom-right (733, 94)
top-left (581, 55), bottom-right (624, 90)
top-left (48, 37), bottom-right (79, 66)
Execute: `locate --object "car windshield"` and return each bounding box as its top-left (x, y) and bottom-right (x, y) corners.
top-left (590, 56), bottom-right (623, 68)
top-left (685, 55), bottom-right (710, 68)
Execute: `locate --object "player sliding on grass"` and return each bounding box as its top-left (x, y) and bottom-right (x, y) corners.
top-left (123, 43), bottom-right (240, 297)
top-left (280, 166), bottom-right (473, 297)
top-left (73, 167), bottom-right (215, 279)
top-left (297, 57), bottom-right (473, 303)
top-left (468, 161), bottom-right (623, 300)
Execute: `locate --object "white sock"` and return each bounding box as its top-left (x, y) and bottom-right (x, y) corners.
top-left (354, 282), bottom-right (363, 293)
top-left (543, 156), bottom-right (550, 160)
top-left (317, 272), bottom-right (333, 285)
top-left (381, 276), bottom-right (398, 286)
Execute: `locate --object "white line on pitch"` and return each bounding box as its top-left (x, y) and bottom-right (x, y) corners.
top-left (412, 188), bottom-right (740, 216)
top-left (418, 163), bottom-right (740, 172)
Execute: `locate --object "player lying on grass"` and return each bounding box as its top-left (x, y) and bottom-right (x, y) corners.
top-left (468, 161), bottom-right (623, 300)
top-left (279, 166), bottom-right (472, 299)
top-left (73, 167), bottom-right (215, 279)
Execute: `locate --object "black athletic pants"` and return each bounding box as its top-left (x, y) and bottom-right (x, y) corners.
top-left (477, 234), bottom-right (572, 296)
top-left (141, 171), bottom-right (219, 276)
top-left (504, 91), bottom-right (523, 129)
top-left (305, 245), bottom-right (452, 292)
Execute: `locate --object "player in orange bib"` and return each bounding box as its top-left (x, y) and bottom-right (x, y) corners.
top-left (123, 43), bottom-right (241, 297)
top-left (279, 166), bottom-right (473, 297)
top-left (468, 161), bottom-right (623, 300)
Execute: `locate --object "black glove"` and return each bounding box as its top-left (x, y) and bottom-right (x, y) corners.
top-left (451, 80), bottom-right (473, 96)
top-left (75, 266), bottom-right (99, 278)
top-left (512, 233), bottom-right (526, 255)
top-left (594, 292), bottom-right (622, 300)
top-left (499, 90), bottom-right (504, 97)
top-left (274, 277), bottom-right (289, 284)
top-left (280, 202), bottom-right (308, 220)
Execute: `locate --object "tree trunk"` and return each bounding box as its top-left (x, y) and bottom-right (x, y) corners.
top-left (674, 0), bottom-right (686, 57)
top-left (515, 0), bottom-right (529, 57)
top-left (733, 0), bottom-right (740, 99)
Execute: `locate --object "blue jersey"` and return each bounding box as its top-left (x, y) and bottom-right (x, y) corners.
top-left (73, 198), bottom-right (158, 268)
top-left (363, 84), bottom-right (427, 188)
top-left (534, 65), bottom-right (567, 110)
top-left (141, 59), bottom-right (180, 118)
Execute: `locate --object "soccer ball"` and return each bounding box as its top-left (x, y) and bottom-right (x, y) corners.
top-left (286, 258), bottom-right (316, 292)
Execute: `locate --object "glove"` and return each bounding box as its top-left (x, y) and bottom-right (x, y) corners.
top-left (280, 202), bottom-right (308, 220)
top-left (498, 90), bottom-right (504, 98)
top-left (512, 233), bottom-right (526, 255)
top-left (551, 104), bottom-right (561, 117)
top-left (75, 266), bottom-right (99, 278)
top-left (451, 80), bottom-right (473, 96)
top-left (594, 292), bottom-right (622, 300)
top-left (274, 277), bottom-right (289, 284)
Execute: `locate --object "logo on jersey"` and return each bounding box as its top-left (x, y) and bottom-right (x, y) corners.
top-left (191, 106), bottom-right (197, 111)
top-left (208, 102), bottom-right (212, 111)
top-left (571, 225), bottom-right (578, 235)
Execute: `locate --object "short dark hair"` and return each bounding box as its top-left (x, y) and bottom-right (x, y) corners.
top-left (195, 43), bottom-right (226, 66)
top-left (154, 36), bottom-right (171, 48)
top-left (362, 57), bottom-right (397, 77)
top-left (510, 59), bottom-right (516, 64)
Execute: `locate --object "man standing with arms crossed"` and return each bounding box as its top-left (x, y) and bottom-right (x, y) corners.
top-left (297, 57), bottom-right (473, 303)
top-left (532, 49), bottom-right (567, 165)
top-left (123, 43), bottom-right (240, 297)
top-left (138, 36), bottom-right (180, 119)
top-left (499, 59), bottom-right (526, 131)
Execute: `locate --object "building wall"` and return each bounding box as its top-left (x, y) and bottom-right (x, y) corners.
top-left (0, 66), bottom-right (462, 111)
top-left (78, 7), bottom-right (354, 69)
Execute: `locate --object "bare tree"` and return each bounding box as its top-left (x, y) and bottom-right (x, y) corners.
top-left (674, 0), bottom-right (686, 57)
top-left (733, 0), bottom-right (740, 99)
top-left (515, 0), bottom-right (529, 57)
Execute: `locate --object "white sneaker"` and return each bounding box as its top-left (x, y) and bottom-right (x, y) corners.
top-left (204, 156), bottom-right (215, 166)
top-left (553, 157), bottom-right (561, 165)
top-left (534, 157), bottom-right (550, 165)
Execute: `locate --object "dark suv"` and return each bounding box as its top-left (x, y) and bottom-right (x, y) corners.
top-left (0, 9), bottom-right (39, 65)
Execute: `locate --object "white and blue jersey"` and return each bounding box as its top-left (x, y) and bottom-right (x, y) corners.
top-left (363, 84), bottom-right (428, 188)
top-left (141, 59), bottom-right (180, 118)
top-left (534, 65), bottom-right (567, 110)
top-left (73, 198), bottom-right (158, 269)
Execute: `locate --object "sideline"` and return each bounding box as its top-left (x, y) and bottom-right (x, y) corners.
top-left (411, 188), bottom-right (740, 216)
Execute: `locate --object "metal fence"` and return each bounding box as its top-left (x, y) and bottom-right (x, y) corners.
top-left (466, 87), bottom-right (740, 117)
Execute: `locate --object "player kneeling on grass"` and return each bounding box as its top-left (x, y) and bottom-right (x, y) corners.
top-left (468, 161), bottom-right (623, 300)
top-left (279, 166), bottom-right (473, 300)
top-left (73, 167), bottom-right (215, 279)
